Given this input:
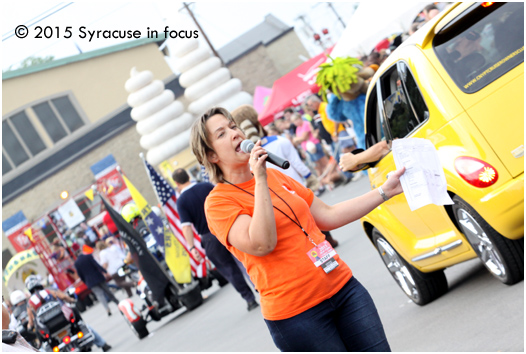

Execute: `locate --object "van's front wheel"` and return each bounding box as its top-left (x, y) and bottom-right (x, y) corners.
top-left (372, 228), bottom-right (448, 305)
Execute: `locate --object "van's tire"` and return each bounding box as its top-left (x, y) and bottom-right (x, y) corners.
top-left (452, 195), bottom-right (524, 285)
top-left (372, 228), bottom-right (448, 305)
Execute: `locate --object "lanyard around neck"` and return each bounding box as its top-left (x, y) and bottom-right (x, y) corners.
top-left (222, 178), bottom-right (317, 247)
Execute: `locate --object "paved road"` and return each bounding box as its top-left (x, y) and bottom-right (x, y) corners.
top-left (81, 177), bottom-right (524, 352)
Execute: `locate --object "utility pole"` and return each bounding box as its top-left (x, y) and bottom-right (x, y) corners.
top-left (296, 14), bottom-right (316, 35)
top-left (326, 3), bottom-right (346, 29)
top-left (182, 2), bottom-right (224, 66)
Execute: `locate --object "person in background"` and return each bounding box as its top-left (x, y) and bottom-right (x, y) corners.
top-left (2, 297), bottom-right (38, 352)
top-left (96, 241), bottom-right (135, 298)
top-left (8, 291), bottom-right (26, 331)
top-left (282, 107), bottom-right (297, 137)
top-left (23, 276), bottom-right (112, 352)
top-left (102, 208), bottom-right (119, 238)
top-left (408, 22), bottom-right (420, 36)
top-left (423, 3), bottom-right (439, 22)
top-left (172, 168), bottom-right (259, 312)
top-left (25, 275), bottom-right (76, 331)
top-left (74, 245), bottom-right (119, 317)
top-left (266, 124), bottom-right (280, 137)
top-left (46, 272), bottom-right (58, 289)
top-left (191, 107), bottom-right (405, 351)
top-left (306, 95), bottom-right (347, 157)
top-left (305, 104), bottom-right (335, 158)
top-left (80, 222), bottom-right (99, 248)
top-left (291, 112), bottom-right (345, 188)
top-left (273, 118), bottom-right (291, 140)
top-left (97, 225), bottom-right (112, 241)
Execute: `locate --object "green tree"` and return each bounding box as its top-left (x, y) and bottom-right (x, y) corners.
top-left (3, 55), bottom-right (55, 73)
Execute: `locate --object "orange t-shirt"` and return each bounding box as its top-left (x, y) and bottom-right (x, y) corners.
top-left (205, 169), bottom-right (352, 320)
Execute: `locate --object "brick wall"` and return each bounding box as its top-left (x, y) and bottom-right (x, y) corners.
top-left (226, 45), bottom-right (282, 94)
top-left (266, 31), bottom-right (310, 76)
top-left (226, 31), bottom-right (310, 95)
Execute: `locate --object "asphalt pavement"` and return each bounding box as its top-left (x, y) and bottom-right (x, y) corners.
top-left (81, 177), bottom-right (524, 352)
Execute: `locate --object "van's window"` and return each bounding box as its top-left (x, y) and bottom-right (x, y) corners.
top-left (434, 2), bottom-right (524, 93)
top-left (399, 62), bottom-right (429, 122)
top-left (380, 66), bottom-right (420, 140)
top-left (365, 84), bottom-right (386, 147)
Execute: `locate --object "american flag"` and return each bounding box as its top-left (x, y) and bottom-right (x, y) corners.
top-left (143, 159), bottom-right (207, 278)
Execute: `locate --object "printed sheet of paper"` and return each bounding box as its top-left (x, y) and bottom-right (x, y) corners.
top-left (392, 138), bottom-right (454, 211)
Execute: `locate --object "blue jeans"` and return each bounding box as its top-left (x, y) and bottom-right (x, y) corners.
top-left (87, 325), bottom-right (106, 347)
top-left (264, 277), bottom-right (390, 352)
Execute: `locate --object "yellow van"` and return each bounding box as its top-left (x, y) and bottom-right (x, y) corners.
top-left (360, 2), bottom-right (524, 305)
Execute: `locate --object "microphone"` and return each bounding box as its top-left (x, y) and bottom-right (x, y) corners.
top-left (241, 139), bottom-right (290, 170)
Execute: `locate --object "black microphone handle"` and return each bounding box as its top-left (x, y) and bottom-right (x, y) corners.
top-left (264, 150), bottom-right (290, 170)
top-left (241, 139), bottom-right (290, 169)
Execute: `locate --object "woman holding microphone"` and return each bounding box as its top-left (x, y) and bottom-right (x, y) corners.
top-left (190, 107), bottom-right (405, 352)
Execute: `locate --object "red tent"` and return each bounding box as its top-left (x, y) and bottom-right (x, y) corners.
top-left (258, 48), bottom-right (332, 126)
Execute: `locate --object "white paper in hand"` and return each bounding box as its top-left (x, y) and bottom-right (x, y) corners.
top-left (392, 138), bottom-right (454, 211)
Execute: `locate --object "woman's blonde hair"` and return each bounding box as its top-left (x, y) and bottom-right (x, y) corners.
top-left (96, 240), bottom-right (107, 251)
top-left (190, 107), bottom-right (236, 184)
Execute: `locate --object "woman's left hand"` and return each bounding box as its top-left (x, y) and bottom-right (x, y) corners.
top-left (381, 166), bottom-right (406, 199)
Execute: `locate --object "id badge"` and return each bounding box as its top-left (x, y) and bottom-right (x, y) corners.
top-left (307, 240), bottom-right (339, 274)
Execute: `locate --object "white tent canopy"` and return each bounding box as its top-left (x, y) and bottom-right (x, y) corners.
top-left (331, 2), bottom-right (429, 58)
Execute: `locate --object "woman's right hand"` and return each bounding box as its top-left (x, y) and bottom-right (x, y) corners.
top-left (249, 140), bottom-right (268, 181)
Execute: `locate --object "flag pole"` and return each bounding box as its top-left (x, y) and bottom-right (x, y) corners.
top-left (139, 153), bottom-right (165, 209)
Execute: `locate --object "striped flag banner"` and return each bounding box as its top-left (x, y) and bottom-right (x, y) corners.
top-left (143, 158), bottom-right (207, 278)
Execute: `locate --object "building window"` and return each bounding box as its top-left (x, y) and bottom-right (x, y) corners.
top-left (33, 101), bottom-right (68, 143)
top-left (2, 120), bottom-right (30, 166)
top-left (52, 96), bottom-right (85, 133)
top-left (2, 94), bottom-right (86, 175)
top-left (10, 110), bottom-right (47, 155)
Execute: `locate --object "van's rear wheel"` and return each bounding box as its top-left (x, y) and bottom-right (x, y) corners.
top-left (452, 195), bottom-right (524, 285)
top-left (372, 228), bottom-right (448, 305)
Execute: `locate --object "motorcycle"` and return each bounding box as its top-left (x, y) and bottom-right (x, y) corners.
top-left (34, 300), bottom-right (94, 352)
top-left (11, 302), bottom-right (40, 349)
top-left (66, 283), bottom-right (96, 313)
top-left (117, 265), bottom-right (203, 339)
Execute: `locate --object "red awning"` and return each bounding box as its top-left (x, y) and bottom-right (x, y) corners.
top-left (258, 48), bottom-right (332, 126)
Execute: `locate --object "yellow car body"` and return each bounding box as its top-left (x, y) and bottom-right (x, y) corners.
top-left (360, 2), bottom-right (524, 304)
